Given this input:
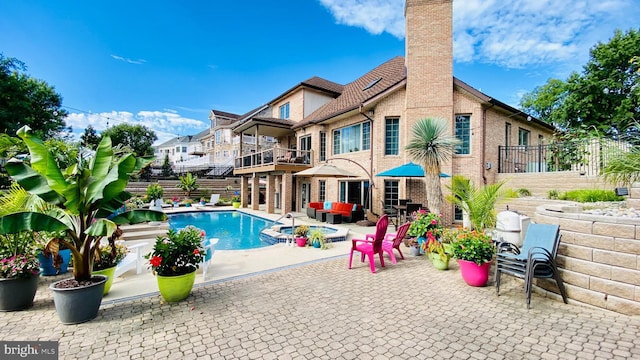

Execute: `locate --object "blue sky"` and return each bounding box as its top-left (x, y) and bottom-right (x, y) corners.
top-left (1, 0), bottom-right (638, 145)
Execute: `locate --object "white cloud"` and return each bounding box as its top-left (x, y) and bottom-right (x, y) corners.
top-left (65, 110), bottom-right (208, 145)
top-left (110, 54), bottom-right (147, 65)
top-left (319, 0), bottom-right (638, 68)
top-left (319, 0), bottom-right (405, 38)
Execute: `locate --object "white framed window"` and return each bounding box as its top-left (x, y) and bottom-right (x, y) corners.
top-left (279, 103), bottom-right (290, 119)
top-left (518, 128), bottom-right (530, 146)
top-left (455, 115), bottom-right (471, 155)
top-left (332, 122), bottom-right (371, 155)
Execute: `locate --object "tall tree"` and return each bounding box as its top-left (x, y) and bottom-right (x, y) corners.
top-left (520, 29), bottom-right (640, 136)
top-left (405, 118), bottom-right (459, 216)
top-left (80, 125), bottom-right (101, 150)
top-left (0, 53), bottom-right (68, 139)
top-left (100, 123), bottom-right (157, 157)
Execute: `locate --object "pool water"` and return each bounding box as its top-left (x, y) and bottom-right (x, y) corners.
top-left (279, 226), bottom-right (338, 235)
top-left (168, 211), bottom-right (274, 250)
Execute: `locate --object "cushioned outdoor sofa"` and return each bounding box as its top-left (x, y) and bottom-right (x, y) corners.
top-left (307, 201), bottom-right (364, 223)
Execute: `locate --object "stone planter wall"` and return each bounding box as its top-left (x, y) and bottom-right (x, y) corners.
top-left (533, 201), bottom-right (640, 315)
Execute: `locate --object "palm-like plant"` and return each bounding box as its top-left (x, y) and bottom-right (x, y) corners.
top-left (446, 175), bottom-right (507, 230)
top-left (176, 172), bottom-right (199, 198)
top-left (0, 126), bottom-right (166, 282)
top-left (601, 147), bottom-right (640, 186)
top-left (405, 118), bottom-right (460, 215)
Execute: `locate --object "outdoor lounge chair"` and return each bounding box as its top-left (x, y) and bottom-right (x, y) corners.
top-left (495, 223), bottom-right (568, 308)
top-left (114, 241), bottom-right (148, 278)
top-left (348, 214), bottom-right (388, 273)
top-left (207, 194), bottom-right (221, 206)
top-left (202, 238), bottom-right (219, 280)
top-left (382, 221), bottom-right (411, 264)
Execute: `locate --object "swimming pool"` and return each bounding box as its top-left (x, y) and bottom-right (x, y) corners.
top-left (168, 211), bottom-right (274, 250)
top-left (168, 210), bottom-right (350, 249)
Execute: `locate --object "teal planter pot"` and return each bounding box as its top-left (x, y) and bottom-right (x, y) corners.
top-left (38, 249), bottom-right (71, 276)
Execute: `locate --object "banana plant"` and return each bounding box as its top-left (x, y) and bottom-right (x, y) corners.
top-left (0, 126), bottom-right (166, 282)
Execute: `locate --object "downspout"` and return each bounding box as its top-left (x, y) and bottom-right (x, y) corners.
top-left (482, 103), bottom-right (495, 184)
top-left (359, 104), bottom-right (375, 213)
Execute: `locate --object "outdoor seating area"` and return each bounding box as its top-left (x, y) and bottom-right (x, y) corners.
top-left (307, 201), bottom-right (364, 223)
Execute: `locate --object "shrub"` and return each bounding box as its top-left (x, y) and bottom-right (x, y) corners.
top-left (560, 189), bottom-right (622, 202)
top-left (548, 189), bottom-right (560, 200)
top-left (517, 188), bottom-right (531, 197)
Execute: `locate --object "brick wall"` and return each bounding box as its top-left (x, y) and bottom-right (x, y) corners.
top-left (532, 195), bottom-right (640, 315)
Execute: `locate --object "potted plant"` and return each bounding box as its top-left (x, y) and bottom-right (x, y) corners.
top-left (176, 172), bottom-right (199, 199)
top-left (0, 185), bottom-right (41, 311)
top-left (146, 183), bottom-right (164, 211)
top-left (446, 175), bottom-right (507, 230)
top-left (172, 196), bottom-right (180, 207)
top-left (92, 227), bottom-right (128, 296)
top-left (0, 126), bottom-right (166, 323)
top-left (199, 197), bottom-right (206, 206)
top-left (183, 198), bottom-right (194, 207)
top-left (231, 195), bottom-right (241, 208)
top-left (424, 228), bottom-right (454, 270)
top-left (408, 211), bottom-right (442, 254)
top-left (36, 232), bottom-right (72, 276)
top-left (146, 226), bottom-right (206, 302)
top-left (308, 228), bottom-right (328, 249)
top-left (293, 225), bottom-right (309, 247)
top-left (450, 228), bottom-right (495, 286)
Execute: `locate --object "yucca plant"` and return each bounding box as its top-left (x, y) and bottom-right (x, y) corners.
top-left (446, 175), bottom-right (507, 230)
top-left (405, 118), bottom-right (459, 215)
top-left (0, 126), bottom-right (166, 282)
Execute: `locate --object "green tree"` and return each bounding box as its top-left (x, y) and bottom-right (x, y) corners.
top-left (520, 29), bottom-right (640, 135)
top-left (100, 123), bottom-right (157, 157)
top-left (80, 125), bottom-right (101, 150)
top-left (0, 54), bottom-right (68, 140)
top-left (405, 118), bottom-right (459, 215)
top-left (161, 153), bottom-right (173, 177)
top-left (176, 172), bottom-right (199, 198)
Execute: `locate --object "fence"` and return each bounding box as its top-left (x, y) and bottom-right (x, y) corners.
top-left (498, 138), bottom-right (632, 175)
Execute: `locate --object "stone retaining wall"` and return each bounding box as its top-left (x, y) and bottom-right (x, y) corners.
top-left (533, 204), bottom-right (640, 315)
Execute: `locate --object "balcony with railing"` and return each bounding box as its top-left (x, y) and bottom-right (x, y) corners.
top-left (234, 147), bottom-right (312, 175)
top-left (498, 138), bottom-right (631, 175)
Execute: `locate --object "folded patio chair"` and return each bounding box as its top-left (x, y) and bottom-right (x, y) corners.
top-left (348, 214), bottom-right (388, 273)
top-left (495, 223), bottom-right (568, 308)
top-left (382, 221), bottom-right (411, 264)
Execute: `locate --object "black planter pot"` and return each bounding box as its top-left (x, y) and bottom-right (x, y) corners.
top-left (50, 275), bottom-right (107, 324)
top-left (0, 272), bottom-right (40, 311)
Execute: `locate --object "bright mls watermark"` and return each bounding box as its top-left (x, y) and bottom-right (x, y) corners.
top-left (0, 341), bottom-right (58, 359)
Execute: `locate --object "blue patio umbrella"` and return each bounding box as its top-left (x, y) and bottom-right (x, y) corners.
top-left (375, 162), bottom-right (450, 178)
top-left (376, 162), bottom-right (450, 201)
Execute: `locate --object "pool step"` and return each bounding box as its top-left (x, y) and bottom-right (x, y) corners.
top-left (120, 222), bottom-right (169, 242)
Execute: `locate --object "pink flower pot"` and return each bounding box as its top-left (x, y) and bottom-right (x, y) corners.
top-left (295, 237), bottom-right (307, 247)
top-left (458, 259), bottom-right (491, 287)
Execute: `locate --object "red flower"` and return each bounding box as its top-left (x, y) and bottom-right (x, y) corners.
top-left (150, 256), bottom-right (162, 267)
top-left (193, 249), bottom-right (200, 255)
top-left (431, 219), bottom-right (438, 225)
top-left (200, 231), bottom-right (205, 238)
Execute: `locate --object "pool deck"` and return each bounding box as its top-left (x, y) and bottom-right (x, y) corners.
top-left (3, 206), bottom-right (640, 359)
top-left (102, 206), bottom-right (376, 304)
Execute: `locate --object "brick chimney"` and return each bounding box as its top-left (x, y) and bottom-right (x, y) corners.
top-left (404, 0), bottom-right (454, 123)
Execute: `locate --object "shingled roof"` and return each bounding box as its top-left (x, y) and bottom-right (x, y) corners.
top-left (269, 76), bottom-right (344, 106)
top-left (294, 56), bottom-right (406, 128)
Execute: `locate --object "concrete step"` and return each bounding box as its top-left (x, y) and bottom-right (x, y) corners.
top-left (121, 223), bottom-right (169, 242)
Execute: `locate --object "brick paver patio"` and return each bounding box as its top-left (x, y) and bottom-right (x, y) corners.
top-left (2, 255), bottom-right (639, 359)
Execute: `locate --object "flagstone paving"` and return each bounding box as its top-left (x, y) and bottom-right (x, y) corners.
top-left (2, 255), bottom-right (639, 359)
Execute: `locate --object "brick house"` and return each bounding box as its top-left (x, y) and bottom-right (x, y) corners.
top-left (231, 0), bottom-right (555, 223)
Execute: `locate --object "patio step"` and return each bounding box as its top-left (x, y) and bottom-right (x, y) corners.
top-left (120, 222), bottom-right (169, 242)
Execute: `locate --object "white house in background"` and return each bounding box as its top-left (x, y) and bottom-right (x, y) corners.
top-left (154, 129), bottom-right (210, 169)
